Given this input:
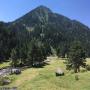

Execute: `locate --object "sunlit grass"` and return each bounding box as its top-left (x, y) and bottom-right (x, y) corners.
top-left (1, 57), bottom-right (90, 90)
top-left (0, 61), bottom-right (10, 68)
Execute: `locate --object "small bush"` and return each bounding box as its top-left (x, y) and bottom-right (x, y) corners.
top-left (80, 69), bottom-right (87, 73)
top-left (0, 76), bottom-right (11, 86)
top-left (75, 75), bottom-right (79, 81)
top-left (86, 65), bottom-right (90, 71)
top-left (66, 64), bottom-right (72, 70)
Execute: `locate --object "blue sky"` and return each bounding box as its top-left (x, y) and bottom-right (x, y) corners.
top-left (0, 0), bottom-right (90, 27)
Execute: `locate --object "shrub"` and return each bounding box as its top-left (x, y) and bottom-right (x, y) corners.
top-left (0, 76), bottom-right (11, 86)
top-left (86, 65), bottom-right (90, 71)
top-left (80, 69), bottom-right (87, 73)
top-left (75, 75), bottom-right (79, 81)
top-left (66, 64), bottom-right (72, 70)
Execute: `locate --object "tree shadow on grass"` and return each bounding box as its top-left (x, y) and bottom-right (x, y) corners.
top-left (32, 62), bottom-right (50, 68)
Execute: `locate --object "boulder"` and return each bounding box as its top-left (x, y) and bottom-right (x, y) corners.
top-left (11, 68), bottom-right (21, 75)
top-left (0, 76), bottom-right (11, 85)
top-left (55, 68), bottom-right (64, 76)
top-left (2, 79), bottom-right (11, 85)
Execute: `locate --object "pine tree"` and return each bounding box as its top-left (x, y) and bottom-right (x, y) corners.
top-left (27, 39), bottom-right (47, 67)
top-left (10, 48), bottom-right (19, 67)
top-left (67, 41), bottom-right (86, 73)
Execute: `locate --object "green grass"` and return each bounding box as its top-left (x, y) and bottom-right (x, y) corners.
top-left (0, 61), bottom-right (10, 68)
top-left (1, 57), bottom-right (90, 90)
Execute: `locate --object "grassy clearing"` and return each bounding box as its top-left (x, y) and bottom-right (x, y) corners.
top-left (1, 57), bottom-right (90, 90)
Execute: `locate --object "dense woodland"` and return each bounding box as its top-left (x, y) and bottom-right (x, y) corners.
top-left (0, 6), bottom-right (90, 68)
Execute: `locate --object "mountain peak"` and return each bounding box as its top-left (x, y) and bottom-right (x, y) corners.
top-left (36, 5), bottom-right (49, 9)
top-left (34, 5), bottom-right (52, 13)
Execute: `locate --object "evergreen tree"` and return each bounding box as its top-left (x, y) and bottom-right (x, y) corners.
top-left (27, 39), bottom-right (47, 67)
top-left (18, 44), bottom-right (28, 66)
top-left (10, 48), bottom-right (19, 67)
top-left (67, 41), bottom-right (86, 73)
top-left (0, 22), bottom-right (11, 62)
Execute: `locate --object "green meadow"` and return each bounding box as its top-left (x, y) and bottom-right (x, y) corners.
top-left (0, 57), bottom-right (90, 90)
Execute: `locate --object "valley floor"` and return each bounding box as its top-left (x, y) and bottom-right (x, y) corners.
top-left (1, 57), bottom-right (90, 90)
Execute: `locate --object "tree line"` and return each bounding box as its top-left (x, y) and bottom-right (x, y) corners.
top-left (0, 22), bottom-right (88, 71)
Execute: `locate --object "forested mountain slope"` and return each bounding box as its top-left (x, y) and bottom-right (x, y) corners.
top-left (0, 5), bottom-right (90, 62)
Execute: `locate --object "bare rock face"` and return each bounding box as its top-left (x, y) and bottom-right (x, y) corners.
top-left (55, 68), bottom-right (64, 76)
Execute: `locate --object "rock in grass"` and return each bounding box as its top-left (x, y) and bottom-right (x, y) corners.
top-left (2, 79), bottom-right (11, 85)
top-left (11, 68), bottom-right (21, 75)
top-left (55, 68), bottom-right (64, 76)
top-left (0, 76), bottom-right (11, 85)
